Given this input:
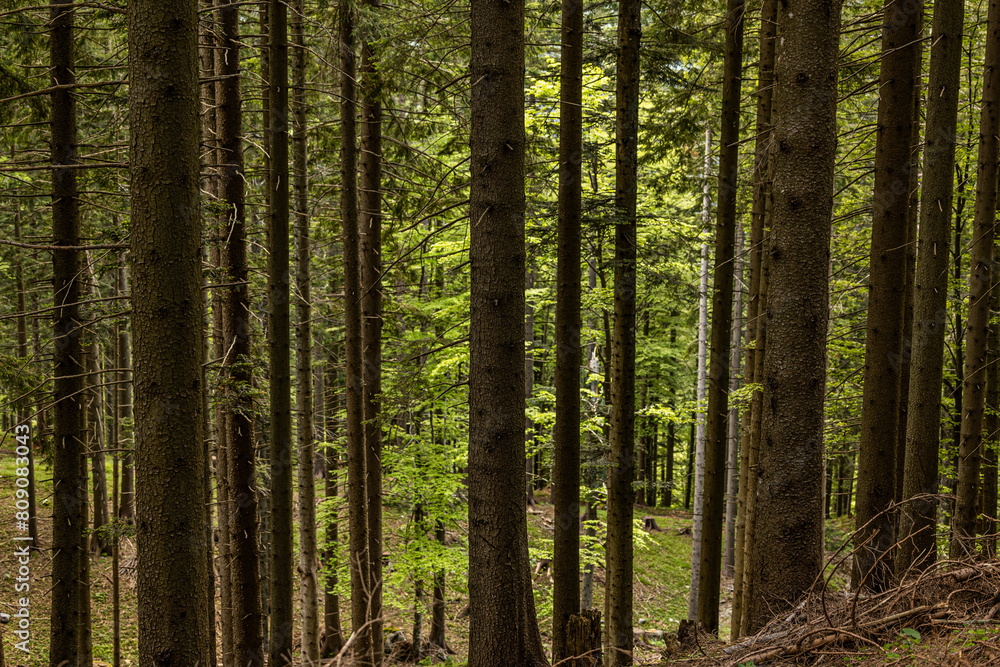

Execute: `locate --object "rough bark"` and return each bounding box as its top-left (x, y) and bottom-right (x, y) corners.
top-left (118, 259), bottom-right (134, 523)
top-left (689, 128), bottom-right (711, 622)
top-left (290, 0), bottom-right (320, 659)
top-left (551, 0), bottom-right (583, 653)
top-left (340, 0), bottom-right (371, 660)
top-left (129, 0), bottom-right (210, 661)
top-left (526, 270), bottom-right (536, 506)
top-left (266, 0), bottom-right (294, 661)
top-left (723, 227), bottom-right (744, 580)
top-left (896, 0), bottom-right (964, 575)
top-left (854, 0), bottom-right (922, 592)
top-left (953, 0), bottom-right (1000, 558)
top-left (216, 0), bottom-right (264, 662)
top-left (606, 0), bottom-right (640, 660)
top-left (745, 0), bottom-right (841, 634)
top-left (467, 0), bottom-right (547, 661)
top-left (49, 2), bottom-right (85, 663)
top-left (984, 259), bottom-right (1000, 557)
top-left (359, 0), bottom-right (385, 659)
top-left (732, 3), bottom-right (776, 633)
top-left (322, 356), bottom-right (346, 657)
top-left (699, 0), bottom-right (745, 633)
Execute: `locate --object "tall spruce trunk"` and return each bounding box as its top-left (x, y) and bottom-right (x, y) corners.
top-left (954, 0), bottom-right (1000, 557)
top-left (467, 0), bottom-right (547, 661)
top-left (723, 227), bottom-right (744, 579)
top-left (128, 0), bottom-right (210, 661)
top-left (745, 0), bottom-right (842, 634)
top-left (854, 0), bottom-right (922, 592)
top-left (551, 0), bottom-right (583, 655)
top-left (216, 0), bottom-right (264, 662)
top-left (359, 0), bottom-right (385, 660)
top-left (897, 0), bottom-right (964, 575)
top-left (267, 0), bottom-right (294, 661)
top-left (322, 357), bottom-right (346, 656)
top-left (49, 2), bottom-right (85, 663)
top-left (526, 270), bottom-right (536, 505)
top-left (290, 0), bottom-right (320, 660)
top-left (984, 265), bottom-right (1000, 557)
top-left (733, 1), bottom-right (778, 619)
top-left (606, 0), bottom-right (640, 659)
top-left (699, 0), bottom-right (745, 633)
top-left (339, 0), bottom-right (371, 660)
top-left (117, 259), bottom-right (135, 523)
top-left (689, 128), bottom-right (711, 622)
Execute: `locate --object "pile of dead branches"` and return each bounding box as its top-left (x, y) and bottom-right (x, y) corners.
top-left (711, 560), bottom-right (1000, 666)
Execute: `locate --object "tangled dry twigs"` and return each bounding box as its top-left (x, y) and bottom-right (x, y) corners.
top-left (706, 560), bottom-right (1000, 666)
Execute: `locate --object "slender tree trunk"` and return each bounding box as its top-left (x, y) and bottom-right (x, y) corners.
top-left (551, 0), bottom-right (583, 653)
top-left (606, 0), bottom-right (640, 660)
top-left (13, 216), bottom-right (39, 548)
top-left (290, 0), bottom-right (320, 659)
top-left (359, 1), bottom-right (385, 660)
top-left (897, 0), bottom-right (964, 575)
top-left (340, 0), bottom-right (371, 660)
top-left (468, 0), bottom-right (547, 660)
top-left (731, 0), bottom-right (775, 626)
top-left (118, 259), bottom-right (134, 523)
top-left (685, 416), bottom-right (694, 510)
top-left (129, 0), bottom-right (210, 660)
top-left (322, 356), bottom-right (346, 657)
top-left (216, 0), bottom-right (264, 662)
top-left (88, 341), bottom-right (110, 556)
top-left (745, 0), bottom-right (841, 634)
top-left (689, 128), bottom-right (711, 622)
top-left (526, 270), bottom-right (536, 506)
top-left (430, 518), bottom-right (448, 649)
top-left (984, 258), bottom-right (1000, 558)
top-left (266, 0), bottom-right (294, 661)
top-left (49, 1), bottom-right (85, 662)
top-left (854, 0), bottom-right (922, 592)
top-left (78, 354), bottom-right (92, 664)
top-left (954, 0), bottom-right (1000, 557)
top-left (723, 227), bottom-right (744, 580)
top-left (699, 0), bottom-right (745, 632)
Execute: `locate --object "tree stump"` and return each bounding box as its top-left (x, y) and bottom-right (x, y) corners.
top-left (566, 608), bottom-right (602, 666)
top-left (642, 516), bottom-right (663, 532)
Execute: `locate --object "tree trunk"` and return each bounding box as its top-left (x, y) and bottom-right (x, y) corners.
top-left (526, 270), bottom-right (536, 506)
top-left (340, 0), bottom-right (371, 660)
top-left (745, 0), bottom-right (841, 634)
top-left (129, 0), bottom-right (210, 660)
top-left (685, 415), bottom-right (694, 510)
top-left (118, 259), bottom-right (135, 524)
top-left (49, 1), bottom-right (85, 663)
top-left (88, 341), bottom-right (110, 556)
top-left (430, 518), bottom-right (448, 649)
top-left (216, 0), bottom-right (264, 662)
top-left (689, 128), bottom-right (711, 622)
top-left (732, 0), bottom-right (776, 623)
top-left (13, 216), bottom-right (39, 549)
top-left (266, 0), bottom-right (294, 662)
top-left (468, 0), bottom-right (547, 660)
top-left (723, 226), bottom-right (744, 580)
top-left (322, 355), bottom-right (346, 657)
top-left (699, 0), bottom-right (745, 632)
top-left (896, 0), bottom-right (964, 576)
top-left (290, 0), bottom-right (320, 660)
top-left (984, 257), bottom-right (1000, 558)
top-left (606, 0), bottom-right (640, 659)
top-left (854, 0), bottom-right (922, 592)
top-left (551, 0), bottom-right (583, 655)
top-left (359, 1), bottom-right (385, 659)
top-left (954, 0), bottom-right (1000, 558)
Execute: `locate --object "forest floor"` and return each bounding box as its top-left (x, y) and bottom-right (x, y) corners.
top-left (0, 452), bottom-right (998, 666)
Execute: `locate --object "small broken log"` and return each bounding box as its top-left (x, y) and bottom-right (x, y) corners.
top-left (566, 608), bottom-right (602, 666)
